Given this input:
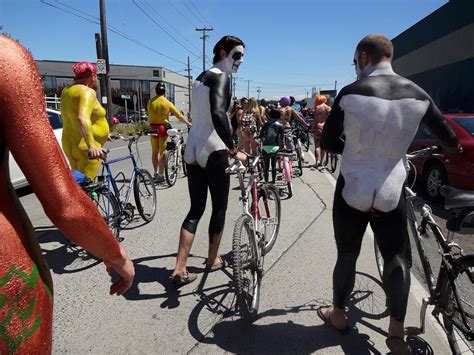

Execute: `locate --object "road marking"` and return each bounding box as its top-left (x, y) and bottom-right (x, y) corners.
top-left (320, 169), bottom-right (450, 350)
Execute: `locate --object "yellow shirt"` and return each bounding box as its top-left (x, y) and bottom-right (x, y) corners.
top-left (147, 95), bottom-right (182, 125)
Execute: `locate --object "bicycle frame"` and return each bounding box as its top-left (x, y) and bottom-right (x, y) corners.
top-left (405, 181), bottom-right (471, 337)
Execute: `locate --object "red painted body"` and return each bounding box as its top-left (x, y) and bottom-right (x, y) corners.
top-left (0, 35), bottom-right (123, 353)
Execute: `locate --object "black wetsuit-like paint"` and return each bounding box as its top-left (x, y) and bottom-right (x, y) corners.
top-left (321, 63), bottom-right (460, 321)
top-left (182, 69), bottom-right (234, 236)
top-left (259, 119), bottom-right (284, 183)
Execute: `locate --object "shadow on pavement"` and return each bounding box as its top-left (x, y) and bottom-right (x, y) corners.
top-left (37, 226), bottom-right (102, 274)
top-left (186, 271), bottom-right (435, 354)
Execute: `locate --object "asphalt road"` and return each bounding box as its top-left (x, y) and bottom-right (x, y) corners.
top-left (15, 123), bottom-right (471, 353)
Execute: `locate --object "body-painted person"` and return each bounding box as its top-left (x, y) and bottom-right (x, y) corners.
top-left (318, 34), bottom-right (460, 354)
top-left (0, 35), bottom-right (134, 354)
top-left (171, 35), bottom-right (246, 286)
top-left (313, 95), bottom-right (331, 167)
top-left (60, 61), bottom-right (109, 180)
top-left (147, 81), bottom-right (191, 183)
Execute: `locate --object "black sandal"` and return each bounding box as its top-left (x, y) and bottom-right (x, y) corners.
top-left (170, 272), bottom-right (197, 287)
top-left (316, 305), bottom-right (351, 335)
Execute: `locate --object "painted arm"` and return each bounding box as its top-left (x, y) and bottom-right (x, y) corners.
top-left (421, 98), bottom-right (460, 153)
top-left (320, 93), bottom-right (345, 154)
top-left (207, 72), bottom-right (235, 150)
top-left (291, 107), bottom-right (310, 127)
top-left (169, 101), bottom-right (191, 127)
top-left (0, 36), bottom-right (134, 295)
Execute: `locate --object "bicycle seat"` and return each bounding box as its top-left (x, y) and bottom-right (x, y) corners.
top-left (440, 186), bottom-right (474, 210)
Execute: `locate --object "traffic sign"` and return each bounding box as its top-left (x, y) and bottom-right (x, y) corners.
top-left (96, 59), bottom-right (106, 74)
top-left (121, 94), bottom-right (131, 100)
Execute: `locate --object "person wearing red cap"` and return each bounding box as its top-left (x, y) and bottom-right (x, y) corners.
top-left (313, 95), bottom-right (331, 167)
top-left (60, 61), bottom-right (109, 180)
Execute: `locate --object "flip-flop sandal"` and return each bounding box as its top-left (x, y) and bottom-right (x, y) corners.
top-left (386, 336), bottom-right (412, 355)
top-left (204, 256), bottom-right (226, 272)
top-left (316, 305), bottom-right (351, 335)
top-left (170, 272), bottom-right (197, 287)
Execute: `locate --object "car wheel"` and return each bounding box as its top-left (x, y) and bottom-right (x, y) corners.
top-left (424, 162), bottom-right (447, 201)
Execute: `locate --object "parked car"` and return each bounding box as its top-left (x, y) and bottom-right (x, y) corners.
top-left (9, 108), bottom-right (65, 189)
top-left (408, 114), bottom-right (474, 200)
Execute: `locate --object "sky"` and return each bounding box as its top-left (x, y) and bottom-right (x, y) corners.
top-left (1, 0), bottom-right (448, 100)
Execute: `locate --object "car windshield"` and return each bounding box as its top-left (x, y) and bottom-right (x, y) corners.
top-left (453, 117), bottom-right (474, 137)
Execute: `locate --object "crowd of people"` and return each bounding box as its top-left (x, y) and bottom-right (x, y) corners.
top-left (0, 32), bottom-right (461, 355)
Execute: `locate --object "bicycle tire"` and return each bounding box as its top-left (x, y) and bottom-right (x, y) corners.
top-left (287, 181), bottom-right (293, 198)
top-left (302, 130), bottom-right (310, 152)
top-left (181, 144), bottom-right (187, 177)
top-left (374, 239), bottom-right (384, 281)
top-left (165, 150), bottom-right (178, 187)
top-left (88, 186), bottom-right (120, 240)
top-left (440, 254), bottom-right (474, 354)
top-left (133, 169), bottom-right (157, 222)
top-left (232, 214), bottom-right (260, 322)
top-left (296, 144), bottom-right (304, 176)
top-left (258, 184), bottom-right (281, 255)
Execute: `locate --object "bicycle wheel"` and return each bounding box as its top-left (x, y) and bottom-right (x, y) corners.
top-left (165, 150), bottom-right (178, 186)
top-left (302, 130), bottom-right (310, 152)
top-left (440, 255), bottom-right (474, 354)
top-left (181, 144), bottom-right (187, 177)
top-left (232, 215), bottom-right (261, 322)
top-left (90, 186), bottom-right (121, 240)
top-left (296, 143), bottom-right (304, 176)
top-left (257, 184), bottom-right (281, 255)
top-left (283, 158), bottom-right (293, 198)
top-left (374, 239), bottom-right (384, 281)
top-left (133, 169), bottom-right (157, 222)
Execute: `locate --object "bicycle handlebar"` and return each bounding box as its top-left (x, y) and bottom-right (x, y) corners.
top-left (226, 159), bottom-right (246, 174)
top-left (406, 145), bottom-right (441, 160)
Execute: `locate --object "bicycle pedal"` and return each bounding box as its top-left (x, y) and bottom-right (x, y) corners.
top-left (404, 326), bottom-right (422, 336)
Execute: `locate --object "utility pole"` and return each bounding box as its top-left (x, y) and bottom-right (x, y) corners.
top-left (256, 86), bottom-right (262, 100)
top-left (246, 79), bottom-right (251, 98)
top-left (334, 80), bottom-right (337, 91)
top-left (232, 76), bottom-right (238, 100)
top-left (99, 0), bottom-right (113, 123)
top-left (186, 56), bottom-right (192, 115)
top-left (196, 27), bottom-right (213, 72)
top-left (94, 33), bottom-right (107, 103)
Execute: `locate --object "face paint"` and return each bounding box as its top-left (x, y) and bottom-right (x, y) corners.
top-left (219, 45), bottom-right (244, 74)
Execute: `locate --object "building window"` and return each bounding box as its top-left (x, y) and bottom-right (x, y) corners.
top-left (42, 75), bottom-right (56, 89)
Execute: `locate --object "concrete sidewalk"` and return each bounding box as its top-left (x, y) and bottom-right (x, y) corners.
top-left (26, 150), bottom-right (452, 353)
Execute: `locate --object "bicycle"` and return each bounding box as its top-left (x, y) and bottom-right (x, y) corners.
top-left (293, 123), bottom-right (312, 152)
top-left (285, 128), bottom-right (304, 177)
top-left (227, 154), bottom-right (281, 322)
top-left (374, 146), bottom-right (474, 354)
top-left (277, 150), bottom-right (294, 199)
top-left (96, 133), bottom-right (157, 231)
top-left (164, 128), bottom-right (187, 187)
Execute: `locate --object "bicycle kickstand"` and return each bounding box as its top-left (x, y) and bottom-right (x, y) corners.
top-left (405, 297), bottom-right (430, 336)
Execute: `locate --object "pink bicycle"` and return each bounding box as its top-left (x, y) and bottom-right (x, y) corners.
top-left (277, 151), bottom-right (294, 198)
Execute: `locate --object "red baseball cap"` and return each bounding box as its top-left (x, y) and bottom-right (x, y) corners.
top-left (72, 61), bottom-right (97, 80)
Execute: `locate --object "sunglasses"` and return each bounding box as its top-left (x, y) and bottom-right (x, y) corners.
top-left (352, 58), bottom-right (357, 66)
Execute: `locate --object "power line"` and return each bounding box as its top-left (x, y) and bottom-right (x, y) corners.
top-left (132, 0), bottom-right (200, 59)
top-left (140, 0), bottom-right (201, 53)
top-left (182, 1), bottom-right (205, 26)
top-left (166, 0), bottom-right (196, 28)
top-left (188, 0), bottom-right (211, 27)
top-left (40, 0), bottom-right (191, 66)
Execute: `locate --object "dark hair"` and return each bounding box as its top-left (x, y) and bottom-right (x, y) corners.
top-left (213, 35), bottom-right (245, 64)
top-left (289, 96), bottom-right (295, 105)
top-left (155, 81), bottom-right (166, 95)
top-left (356, 34), bottom-right (393, 63)
top-left (268, 108), bottom-right (281, 120)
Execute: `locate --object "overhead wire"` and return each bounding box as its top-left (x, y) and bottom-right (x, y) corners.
top-left (132, 0), bottom-right (200, 59)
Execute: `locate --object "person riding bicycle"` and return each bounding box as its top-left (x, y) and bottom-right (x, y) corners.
top-left (319, 34), bottom-right (460, 354)
top-left (313, 95), bottom-right (332, 168)
top-left (60, 61), bottom-right (109, 180)
top-left (258, 108), bottom-right (284, 184)
top-left (147, 81), bottom-right (191, 183)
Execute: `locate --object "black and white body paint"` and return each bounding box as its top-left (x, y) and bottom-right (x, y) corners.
top-left (184, 45), bottom-right (244, 168)
top-left (321, 62), bottom-right (459, 212)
